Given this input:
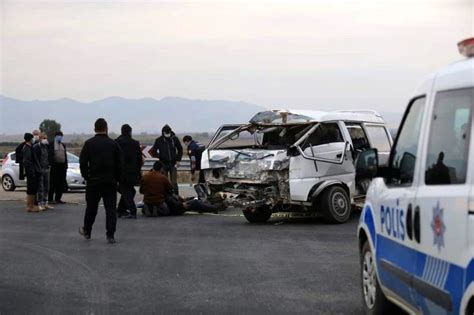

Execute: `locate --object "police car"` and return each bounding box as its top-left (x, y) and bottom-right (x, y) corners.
top-left (357, 38), bottom-right (474, 314)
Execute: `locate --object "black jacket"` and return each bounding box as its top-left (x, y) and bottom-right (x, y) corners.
top-left (115, 134), bottom-right (142, 185)
top-left (22, 143), bottom-right (41, 177)
top-left (15, 142), bottom-right (26, 179)
top-left (151, 135), bottom-right (183, 166)
top-left (33, 143), bottom-right (52, 168)
top-left (80, 134), bottom-right (123, 186)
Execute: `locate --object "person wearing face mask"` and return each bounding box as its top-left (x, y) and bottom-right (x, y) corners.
top-left (151, 125), bottom-right (183, 194)
top-left (33, 133), bottom-right (53, 210)
top-left (32, 129), bottom-right (40, 144)
top-left (48, 131), bottom-right (68, 204)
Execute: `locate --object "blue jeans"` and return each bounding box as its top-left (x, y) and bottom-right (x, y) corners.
top-left (36, 168), bottom-right (50, 206)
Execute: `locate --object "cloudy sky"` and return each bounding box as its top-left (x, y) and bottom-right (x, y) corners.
top-left (1, 0), bottom-right (473, 112)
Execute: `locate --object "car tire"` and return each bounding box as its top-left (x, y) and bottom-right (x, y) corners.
top-left (2, 174), bottom-right (16, 192)
top-left (320, 186), bottom-right (351, 223)
top-left (466, 298), bottom-right (474, 315)
top-left (361, 241), bottom-right (396, 315)
top-left (243, 205), bottom-right (272, 223)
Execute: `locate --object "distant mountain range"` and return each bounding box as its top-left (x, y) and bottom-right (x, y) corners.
top-left (0, 95), bottom-right (265, 134)
top-left (0, 95), bottom-right (403, 135)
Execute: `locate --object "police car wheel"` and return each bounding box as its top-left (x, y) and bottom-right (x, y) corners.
top-left (2, 175), bottom-right (16, 192)
top-left (320, 186), bottom-right (351, 224)
top-left (243, 206), bottom-right (272, 223)
top-left (361, 241), bottom-right (394, 315)
top-left (466, 298), bottom-right (474, 315)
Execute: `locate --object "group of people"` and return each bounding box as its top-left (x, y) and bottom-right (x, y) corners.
top-left (76, 118), bottom-right (212, 244)
top-left (18, 119), bottom-right (212, 244)
top-left (17, 130), bottom-right (68, 212)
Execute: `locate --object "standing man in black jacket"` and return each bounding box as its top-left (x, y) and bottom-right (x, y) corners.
top-left (79, 118), bottom-right (123, 244)
top-left (22, 133), bottom-right (41, 212)
top-left (151, 124), bottom-right (183, 194)
top-left (115, 124), bottom-right (143, 219)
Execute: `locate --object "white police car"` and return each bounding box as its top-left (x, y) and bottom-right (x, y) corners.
top-left (357, 38), bottom-right (474, 314)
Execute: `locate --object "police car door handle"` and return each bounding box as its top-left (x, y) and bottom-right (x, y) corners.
top-left (414, 206), bottom-right (421, 243)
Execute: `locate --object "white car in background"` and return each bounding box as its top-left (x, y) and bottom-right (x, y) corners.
top-left (1, 151), bottom-right (85, 191)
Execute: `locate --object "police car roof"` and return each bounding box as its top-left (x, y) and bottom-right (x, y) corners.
top-left (249, 109), bottom-right (386, 125)
top-left (415, 58), bottom-right (474, 95)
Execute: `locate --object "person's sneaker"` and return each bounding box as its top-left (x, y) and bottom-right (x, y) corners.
top-left (45, 204), bottom-right (54, 210)
top-left (107, 237), bottom-right (116, 244)
top-left (79, 227), bottom-right (91, 240)
top-left (38, 205), bottom-right (46, 211)
top-left (56, 200), bottom-right (66, 204)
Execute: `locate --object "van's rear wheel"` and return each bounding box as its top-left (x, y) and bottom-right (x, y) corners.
top-left (243, 205), bottom-right (272, 223)
top-left (361, 241), bottom-right (396, 314)
top-left (320, 186), bottom-right (351, 223)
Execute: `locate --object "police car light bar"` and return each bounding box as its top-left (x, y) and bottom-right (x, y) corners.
top-left (458, 38), bottom-right (474, 58)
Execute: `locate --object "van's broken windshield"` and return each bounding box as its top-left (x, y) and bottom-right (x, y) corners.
top-left (212, 123), bottom-right (315, 150)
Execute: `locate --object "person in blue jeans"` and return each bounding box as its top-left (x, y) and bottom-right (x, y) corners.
top-left (34, 133), bottom-right (53, 211)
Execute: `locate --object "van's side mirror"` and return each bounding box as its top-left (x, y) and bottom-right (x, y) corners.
top-left (355, 148), bottom-right (379, 179)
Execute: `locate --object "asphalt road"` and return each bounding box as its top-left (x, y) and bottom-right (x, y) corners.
top-left (0, 198), bottom-right (364, 314)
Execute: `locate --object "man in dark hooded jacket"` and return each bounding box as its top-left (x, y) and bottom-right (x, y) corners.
top-left (151, 124), bottom-right (183, 194)
top-left (115, 124), bottom-right (143, 219)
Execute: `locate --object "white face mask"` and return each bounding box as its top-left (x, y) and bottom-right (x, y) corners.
top-left (164, 133), bottom-right (171, 138)
top-left (41, 139), bottom-right (48, 145)
top-left (33, 136), bottom-right (39, 143)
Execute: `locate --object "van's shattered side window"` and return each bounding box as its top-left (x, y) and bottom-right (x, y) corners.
top-left (303, 123), bottom-right (344, 148)
top-left (250, 111), bottom-right (313, 124)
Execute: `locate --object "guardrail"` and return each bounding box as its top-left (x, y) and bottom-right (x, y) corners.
top-left (142, 158), bottom-right (191, 172)
top-left (0, 158), bottom-right (191, 173)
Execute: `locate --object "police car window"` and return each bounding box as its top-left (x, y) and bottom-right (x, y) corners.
top-left (425, 88), bottom-right (472, 185)
top-left (304, 123), bottom-right (343, 148)
top-left (390, 96), bottom-right (426, 186)
top-left (366, 126), bottom-right (391, 152)
top-left (346, 123), bottom-right (370, 151)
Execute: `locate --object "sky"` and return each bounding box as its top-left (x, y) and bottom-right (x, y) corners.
top-left (1, 0), bottom-right (473, 113)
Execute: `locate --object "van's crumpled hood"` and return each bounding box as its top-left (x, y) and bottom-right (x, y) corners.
top-left (202, 149), bottom-right (289, 181)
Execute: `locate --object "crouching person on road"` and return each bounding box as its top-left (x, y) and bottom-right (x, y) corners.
top-left (140, 161), bottom-right (184, 217)
top-left (79, 118), bottom-right (123, 244)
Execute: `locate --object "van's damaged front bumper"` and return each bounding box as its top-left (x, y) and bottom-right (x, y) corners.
top-left (202, 149), bottom-right (291, 209)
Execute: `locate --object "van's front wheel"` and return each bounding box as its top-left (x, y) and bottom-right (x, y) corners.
top-left (320, 186), bottom-right (351, 223)
top-left (243, 205), bottom-right (272, 223)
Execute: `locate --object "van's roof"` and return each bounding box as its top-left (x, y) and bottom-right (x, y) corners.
top-left (250, 109), bottom-right (386, 125)
top-left (415, 58), bottom-right (474, 95)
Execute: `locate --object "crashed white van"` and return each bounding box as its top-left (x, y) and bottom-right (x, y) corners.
top-left (201, 109), bottom-right (393, 223)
